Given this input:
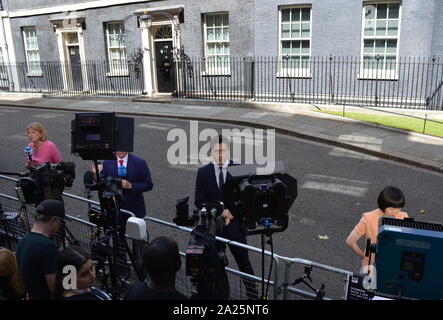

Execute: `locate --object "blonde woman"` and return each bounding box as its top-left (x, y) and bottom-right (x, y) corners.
top-left (25, 122), bottom-right (62, 169)
top-left (0, 248), bottom-right (26, 300)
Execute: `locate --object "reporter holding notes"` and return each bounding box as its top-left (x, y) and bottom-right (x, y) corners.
top-left (25, 122), bottom-right (62, 169)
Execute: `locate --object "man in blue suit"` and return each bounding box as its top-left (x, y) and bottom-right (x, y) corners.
top-left (195, 135), bottom-right (258, 300)
top-left (98, 151), bottom-right (153, 218)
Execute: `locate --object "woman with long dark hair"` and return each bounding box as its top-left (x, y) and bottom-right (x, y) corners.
top-left (54, 246), bottom-right (111, 300)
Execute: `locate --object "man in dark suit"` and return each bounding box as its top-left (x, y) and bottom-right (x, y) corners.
top-left (195, 135), bottom-right (258, 300)
top-left (96, 151), bottom-right (153, 218)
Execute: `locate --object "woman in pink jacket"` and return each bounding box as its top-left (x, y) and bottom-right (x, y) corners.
top-left (25, 122), bottom-right (62, 169)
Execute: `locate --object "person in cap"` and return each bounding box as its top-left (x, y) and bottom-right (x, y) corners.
top-left (16, 199), bottom-right (65, 300)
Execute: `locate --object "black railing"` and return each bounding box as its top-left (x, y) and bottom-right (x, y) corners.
top-left (0, 60), bottom-right (144, 97)
top-left (175, 56), bottom-right (443, 110)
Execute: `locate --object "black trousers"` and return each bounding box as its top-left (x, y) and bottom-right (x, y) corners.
top-left (218, 216), bottom-right (258, 300)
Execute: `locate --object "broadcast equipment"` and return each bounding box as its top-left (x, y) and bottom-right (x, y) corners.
top-left (366, 217), bottom-right (443, 300)
top-left (71, 113), bottom-right (144, 298)
top-left (15, 161), bottom-right (76, 205)
top-left (71, 112), bottom-right (134, 160)
top-left (223, 162), bottom-right (297, 234)
top-left (288, 266), bottom-right (326, 300)
top-left (174, 197), bottom-right (229, 300)
top-left (24, 146), bottom-right (33, 161)
top-left (222, 162), bottom-right (297, 300)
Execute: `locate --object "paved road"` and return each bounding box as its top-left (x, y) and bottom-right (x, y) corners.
top-left (1, 105), bottom-right (442, 297)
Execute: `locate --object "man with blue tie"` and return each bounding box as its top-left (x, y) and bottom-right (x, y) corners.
top-left (195, 135), bottom-right (258, 300)
top-left (96, 151), bottom-right (153, 218)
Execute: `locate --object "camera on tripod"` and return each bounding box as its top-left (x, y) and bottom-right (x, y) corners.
top-left (15, 161), bottom-right (76, 205)
top-left (173, 197), bottom-right (228, 299)
top-left (71, 112), bottom-right (147, 299)
top-left (222, 162), bottom-right (298, 234)
top-left (71, 112), bottom-right (134, 227)
top-left (86, 176), bottom-right (125, 228)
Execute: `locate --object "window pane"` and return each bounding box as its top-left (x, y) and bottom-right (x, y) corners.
top-left (377, 4), bottom-right (388, 19)
top-left (291, 40), bottom-right (301, 55)
top-left (216, 43), bottom-right (222, 54)
top-left (281, 23), bottom-right (290, 38)
top-left (386, 55), bottom-right (396, 70)
top-left (301, 23), bottom-right (310, 37)
top-left (364, 40), bottom-right (374, 54)
top-left (291, 8), bottom-right (300, 22)
top-left (223, 27), bottom-right (229, 41)
top-left (301, 40), bottom-right (310, 54)
top-left (207, 28), bottom-right (214, 41)
top-left (224, 44), bottom-right (230, 55)
top-left (388, 3), bottom-right (400, 19)
top-left (386, 39), bottom-right (397, 54)
top-left (291, 56), bottom-right (301, 69)
top-left (291, 23), bottom-right (300, 38)
top-left (282, 9), bottom-right (290, 22)
top-left (214, 28), bottom-right (222, 40)
top-left (365, 5), bottom-right (376, 19)
top-left (207, 15), bottom-right (214, 27)
top-left (376, 20), bottom-right (387, 36)
top-left (301, 56), bottom-right (310, 69)
top-left (364, 20), bottom-right (375, 37)
top-left (387, 20), bottom-right (398, 36)
top-left (301, 8), bottom-right (310, 21)
top-left (207, 43), bottom-right (215, 55)
top-left (375, 40), bottom-right (385, 54)
top-left (363, 55), bottom-right (376, 70)
top-left (109, 35), bottom-right (120, 47)
top-left (282, 41), bottom-right (291, 55)
top-left (222, 14), bottom-right (229, 26)
top-left (215, 15), bottom-right (222, 27)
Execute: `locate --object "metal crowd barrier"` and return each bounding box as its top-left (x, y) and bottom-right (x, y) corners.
top-left (0, 174), bottom-right (354, 300)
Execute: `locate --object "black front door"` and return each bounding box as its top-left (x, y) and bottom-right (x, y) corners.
top-left (68, 46), bottom-right (83, 91)
top-left (155, 41), bottom-right (175, 93)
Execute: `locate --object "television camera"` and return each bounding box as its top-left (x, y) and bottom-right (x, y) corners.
top-left (15, 161), bottom-right (76, 205)
top-left (71, 112), bottom-right (145, 299)
top-left (174, 197), bottom-right (229, 300)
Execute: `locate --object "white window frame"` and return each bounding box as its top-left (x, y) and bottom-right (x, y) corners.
top-left (105, 21), bottom-right (128, 76)
top-left (278, 5), bottom-right (312, 78)
top-left (203, 12), bottom-right (230, 76)
top-left (359, 1), bottom-right (402, 80)
top-left (22, 27), bottom-right (43, 76)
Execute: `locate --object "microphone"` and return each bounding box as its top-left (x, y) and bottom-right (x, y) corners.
top-left (24, 146), bottom-right (33, 161)
top-left (118, 165), bottom-right (127, 178)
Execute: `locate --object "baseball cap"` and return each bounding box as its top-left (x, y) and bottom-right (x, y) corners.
top-left (36, 199), bottom-right (65, 219)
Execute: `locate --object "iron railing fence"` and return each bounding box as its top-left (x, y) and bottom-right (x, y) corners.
top-left (175, 56), bottom-right (443, 110)
top-left (0, 60), bottom-right (144, 97)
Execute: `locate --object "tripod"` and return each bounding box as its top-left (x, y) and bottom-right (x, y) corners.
top-left (89, 160), bottom-right (146, 299)
top-left (246, 218), bottom-right (281, 300)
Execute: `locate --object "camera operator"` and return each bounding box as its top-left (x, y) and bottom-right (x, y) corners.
top-left (16, 199), bottom-right (65, 300)
top-left (25, 122), bottom-right (62, 170)
top-left (124, 236), bottom-right (188, 300)
top-left (346, 186), bottom-right (409, 270)
top-left (194, 135), bottom-right (258, 300)
top-left (91, 151), bottom-right (153, 218)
